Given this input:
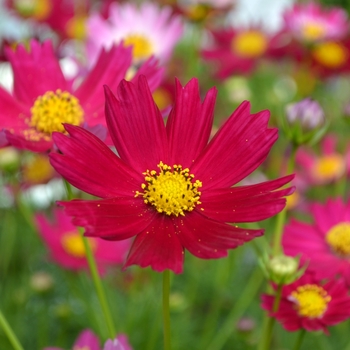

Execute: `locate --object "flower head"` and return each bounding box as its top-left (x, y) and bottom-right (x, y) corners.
top-left (261, 272), bottom-right (350, 334)
top-left (50, 76), bottom-right (294, 273)
top-left (0, 40), bottom-right (163, 152)
top-left (36, 208), bottom-right (131, 273)
top-left (86, 2), bottom-right (183, 66)
top-left (283, 198), bottom-right (350, 285)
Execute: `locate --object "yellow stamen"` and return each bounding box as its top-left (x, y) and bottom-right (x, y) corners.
top-left (135, 161), bottom-right (202, 217)
top-left (30, 90), bottom-right (84, 134)
top-left (14, 0), bottom-right (51, 20)
top-left (311, 154), bottom-right (345, 182)
top-left (326, 222), bottom-right (350, 257)
top-left (123, 34), bottom-right (154, 60)
top-left (301, 22), bottom-right (326, 41)
top-left (22, 154), bottom-right (55, 184)
top-left (312, 42), bottom-right (348, 68)
top-left (61, 232), bottom-right (96, 258)
top-left (290, 284), bottom-right (331, 318)
top-left (232, 31), bottom-right (268, 58)
top-left (65, 15), bottom-right (87, 40)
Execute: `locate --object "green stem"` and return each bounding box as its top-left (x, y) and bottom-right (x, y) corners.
top-left (293, 330), bottom-right (306, 350)
top-left (0, 309), bottom-right (24, 350)
top-left (258, 315), bottom-right (275, 350)
top-left (272, 144), bottom-right (297, 256)
top-left (162, 270), bottom-right (172, 350)
top-left (207, 265), bottom-right (264, 350)
top-left (64, 180), bottom-right (116, 339)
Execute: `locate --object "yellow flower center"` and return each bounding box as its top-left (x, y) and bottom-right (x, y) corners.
top-left (123, 34), bottom-right (154, 60)
top-left (232, 31), bottom-right (268, 58)
top-left (301, 22), bottom-right (326, 41)
top-left (290, 284), bottom-right (331, 318)
top-left (14, 0), bottom-right (51, 20)
top-left (152, 88), bottom-right (173, 111)
top-left (30, 90), bottom-right (84, 135)
top-left (326, 222), bottom-right (350, 257)
top-left (185, 4), bottom-right (210, 22)
top-left (311, 154), bottom-right (345, 182)
top-left (312, 42), bottom-right (348, 68)
top-left (61, 232), bottom-right (96, 258)
top-left (22, 154), bottom-right (55, 184)
top-left (65, 15), bottom-right (87, 40)
top-left (136, 162), bottom-right (202, 217)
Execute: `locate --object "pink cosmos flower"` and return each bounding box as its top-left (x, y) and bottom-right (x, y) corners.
top-left (36, 208), bottom-right (131, 273)
top-left (283, 198), bottom-right (350, 285)
top-left (261, 272), bottom-right (350, 334)
top-left (283, 2), bottom-right (349, 43)
top-left (0, 39), bottom-right (163, 152)
top-left (86, 2), bottom-right (183, 66)
top-left (201, 26), bottom-right (272, 79)
top-left (44, 329), bottom-right (132, 350)
top-left (49, 76), bottom-right (294, 274)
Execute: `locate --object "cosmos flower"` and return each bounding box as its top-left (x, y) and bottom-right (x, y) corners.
top-left (201, 26), bottom-right (272, 79)
top-left (86, 2), bottom-right (183, 66)
top-left (44, 329), bottom-right (133, 350)
top-left (50, 76), bottom-right (294, 274)
top-left (283, 198), bottom-right (350, 285)
top-left (36, 208), bottom-right (131, 273)
top-left (261, 272), bottom-right (350, 334)
top-left (0, 39), bottom-right (163, 152)
top-left (283, 2), bottom-right (349, 43)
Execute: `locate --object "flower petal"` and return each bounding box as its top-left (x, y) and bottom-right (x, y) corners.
top-left (199, 175), bottom-right (294, 222)
top-left (59, 197), bottom-right (155, 240)
top-left (50, 124), bottom-right (142, 197)
top-left (192, 101), bottom-right (278, 190)
top-left (166, 78), bottom-right (217, 168)
top-left (177, 211), bottom-right (263, 259)
top-left (104, 77), bottom-right (168, 172)
top-left (5, 129), bottom-right (53, 152)
top-left (124, 215), bottom-right (184, 273)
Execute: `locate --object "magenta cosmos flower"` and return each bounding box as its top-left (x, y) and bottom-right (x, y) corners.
top-left (49, 76), bottom-right (294, 274)
top-left (36, 208), bottom-right (131, 273)
top-left (283, 198), bottom-right (350, 285)
top-left (0, 40), bottom-right (163, 152)
top-left (283, 2), bottom-right (349, 43)
top-left (86, 2), bottom-right (183, 66)
top-left (262, 272), bottom-right (350, 334)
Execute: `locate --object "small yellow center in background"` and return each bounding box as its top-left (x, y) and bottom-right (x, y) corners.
top-left (61, 232), bottom-right (96, 258)
top-left (136, 161), bottom-right (202, 217)
top-left (290, 284), bottom-right (331, 318)
top-left (22, 154), bottom-right (55, 184)
top-left (311, 154), bottom-right (345, 182)
top-left (326, 222), bottom-right (350, 257)
top-left (312, 42), bottom-right (348, 68)
top-left (301, 22), bottom-right (326, 41)
top-left (65, 15), bottom-right (87, 40)
top-left (123, 34), bottom-right (154, 60)
top-left (30, 90), bottom-right (84, 134)
top-left (14, 0), bottom-right (51, 20)
top-left (232, 31), bottom-right (268, 58)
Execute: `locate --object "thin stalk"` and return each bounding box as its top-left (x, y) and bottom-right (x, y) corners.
top-left (162, 269), bottom-right (172, 350)
top-left (0, 309), bottom-right (24, 350)
top-left (293, 330), bottom-right (306, 350)
top-left (258, 316), bottom-right (275, 350)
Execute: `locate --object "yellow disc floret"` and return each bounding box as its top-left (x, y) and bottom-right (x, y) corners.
top-left (61, 232), bottom-right (96, 258)
top-left (232, 31), bottom-right (268, 58)
top-left (30, 90), bottom-right (84, 134)
top-left (326, 222), bottom-right (350, 257)
top-left (311, 154), bottom-right (345, 182)
top-left (136, 161), bottom-right (202, 217)
top-left (290, 284), bottom-right (331, 318)
top-left (301, 22), bottom-right (326, 41)
top-left (312, 42), bottom-right (348, 68)
top-left (123, 34), bottom-right (154, 60)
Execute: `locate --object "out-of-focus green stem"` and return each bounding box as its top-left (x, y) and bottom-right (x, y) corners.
top-left (0, 309), bottom-right (24, 350)
top-left (293, 330), bottom-right (305, 350)
top-left (272, 144), bottom-right (297, 256)
top-left (162, 270), bottom-right (172, 350)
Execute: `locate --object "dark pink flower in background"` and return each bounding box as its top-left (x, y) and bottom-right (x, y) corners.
top-left (262, 272), bottom-right (350, 334)
top-left (283, 198), bottom-right (350, 285)
top-left (36, 208), bottom-right (131, 273)
top-left (0, 40), bottom-right (163, 152)
top-left (50, 76), bottom-right (293, 273)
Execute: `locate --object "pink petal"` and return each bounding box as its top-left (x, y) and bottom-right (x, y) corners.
top-left (104, 78), bottom-right (168, 173)
top-left (50, 124), bottom-right (142, 198)
top-left (125, 215), bottom-right (184, 273)
top-left (166, 78), bottom-right (217, 168)
top-left (192, 101), bottom-right (278, 190)
top-left (5, 129), bottom-right (53, 152)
